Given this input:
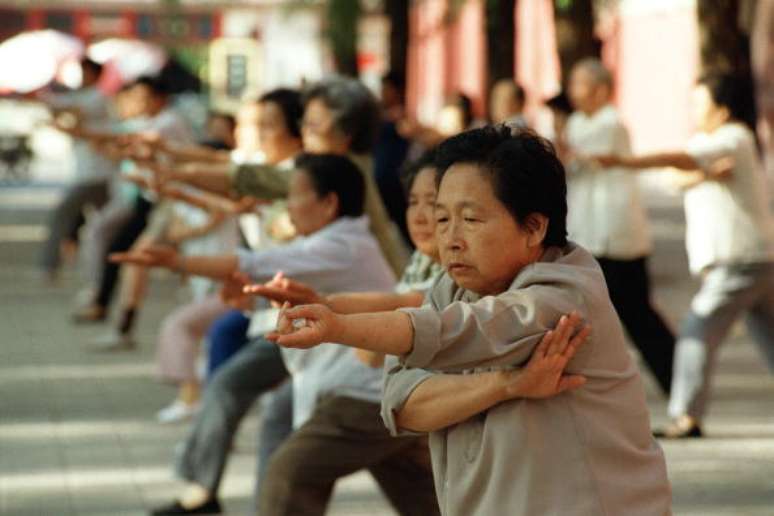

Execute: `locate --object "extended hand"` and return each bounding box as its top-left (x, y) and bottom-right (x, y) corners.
top-left (243, 273), bottom-right (324, 307)
top-left (266, 303), bottom-right (339, 349)
top-left (219, 272), bottom-right (254, 310)
top-left (109, 244), bottom-right (179, 269)
top-left (500, 312), bottom-right (591, 400)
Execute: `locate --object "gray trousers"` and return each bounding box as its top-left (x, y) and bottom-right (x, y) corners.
top-left (80, 197), bottom-right (135, 286)
top-left (40, 178), bottom-right (109, 272)
top-left (176, 338), bottom-right (290, 494)
top-left (669, 263), bottom-right (774, 420)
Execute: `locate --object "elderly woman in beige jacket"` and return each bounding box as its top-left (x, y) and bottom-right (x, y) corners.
top-left (269, 127), bottom-right (672, 516)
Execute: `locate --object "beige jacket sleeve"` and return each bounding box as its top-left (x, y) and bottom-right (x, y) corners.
top-left (380, 355), bottom-right (435, 436)
top-left (398, 280), bottom-right (583, 372)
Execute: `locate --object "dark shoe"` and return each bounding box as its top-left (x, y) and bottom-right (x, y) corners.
top-left (150, 498), bottom-right (222, 515)
top-left (653, 420), bottom-right (703, 439)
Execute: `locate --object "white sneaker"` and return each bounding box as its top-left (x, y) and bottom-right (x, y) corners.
top-left (89, 330), bottom-right (136, 352)
top-left (156, 400), bottom-right (200, 424)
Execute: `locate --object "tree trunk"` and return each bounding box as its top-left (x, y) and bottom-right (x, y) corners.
top-left (553, 0), bottom-right (599, 87)
top-left (697, 0), bottom-right (757, 129)
top-left (485, 0), bottom-right (517, 88)
top-left (385, 0), bottom-right (410, 78)
top-left (327, 0), bottom-right (360, 76)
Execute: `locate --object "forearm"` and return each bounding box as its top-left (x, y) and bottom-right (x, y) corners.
top-left (175, 254), bottom-right (239, 279)
top-left (164, 142), bottom-right (230, 163)
top-left (326, 291), bottom-right (424, 314)
top-left (396, 371), bottom-right (507, 432)
top-left (620, 152), bottom-right (699, 171)
top-left (329, 311), bottom-right (414, 355)
top-left (169, 164), bottom-right (234, 196)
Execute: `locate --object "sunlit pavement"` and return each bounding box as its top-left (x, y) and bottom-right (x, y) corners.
top-left (1, 179), bottom-right (774, 515)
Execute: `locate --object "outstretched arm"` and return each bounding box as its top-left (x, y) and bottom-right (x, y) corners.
top-left (268, 303), bottom-right (415, 355)
top-left (109, 245), bottom-right (239, 280)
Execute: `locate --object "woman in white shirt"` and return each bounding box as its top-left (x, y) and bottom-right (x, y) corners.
top-left (596, 72), bottom-right (774, 438)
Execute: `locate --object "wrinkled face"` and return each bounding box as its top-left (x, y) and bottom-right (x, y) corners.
top-left (285, 170), bottom-right (337, 236)
top-left (568, 66), bottom-right (607, 115)
top-left (489, 83), bottom-right (521, 125)
top-left (257, 101), bottom-right (300, 165)
top-left (406, 167), bottom-right (439, 260)
top-left (435, 163), bottom-right (538, 296)
top-left (301, 98), bottom-right (350, 155)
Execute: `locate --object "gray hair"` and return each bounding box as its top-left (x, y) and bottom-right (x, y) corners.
top-left (303, 76), bottom-right (381, 154)
top-left (574, 58), bottom-right (613, 89)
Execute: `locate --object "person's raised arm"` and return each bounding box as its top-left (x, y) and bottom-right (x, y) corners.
top-left (244, 277), bottom-right (424, 313)
top-left (109, 245), bottom-right (238, 280)
top-left (393, 313), bottom-right (590, 432)
top-left (270, 286), bottom-right (585, 371)
top-left (268, 304), bottom-right (415, 355)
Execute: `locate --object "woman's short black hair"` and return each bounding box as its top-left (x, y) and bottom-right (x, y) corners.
top-left (259, 88), bottom-right (303, 139)
top-left (400, 147), bottom-right (437, 199)
top-left (546, 92), bottom-right (572, 116)
top-left (303, 76), bottom-right (381, 154)
top-left (448, 93), bottom-right (474, 129)
top-left (294, 153), bottom-right (366, 218)
top-left (698, 72), bottom-right (757, 130)
top-left (435, 125), bottom-right (568, 247)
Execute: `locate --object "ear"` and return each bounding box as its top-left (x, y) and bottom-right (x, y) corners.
top-left (323, 192), bottom-right (340, 221)
top-left (524, 213), bottom-right (548, 248)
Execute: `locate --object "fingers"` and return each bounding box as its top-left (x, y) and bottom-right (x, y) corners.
top-left (283, 304), bottom-right (323, 321)
top-left (272, 328), bottom-right (319, 349)
top-left (562, 324), bottom-right (592, 359)
top-left (557, 374), bottom-right (587, 393)
top-left (533, 329), bottom-right (554, 360)
top-left (547, 313), bottom-right (573, 356)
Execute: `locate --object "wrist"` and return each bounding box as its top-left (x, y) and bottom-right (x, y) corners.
top-left (493, 369), bottom-right (524, 402)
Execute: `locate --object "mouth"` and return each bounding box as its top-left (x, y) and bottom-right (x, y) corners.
top-left (447, 262), bottom-right (472, 274)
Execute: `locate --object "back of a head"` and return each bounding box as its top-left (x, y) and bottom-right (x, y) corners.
top-left (303, 76), bottom-right (381, 154)
top-left (134, 75), bottom-right (169, 100)
top-left (80, 58), bottom-right (103, 82)
top-left (435, 126), bottom-right (568, 248)
top-left (259, 88), bottom-right (303, 138)
top-left (546, 92), bottom-right (572, 116)
top-left (294, 153), bottom-right (366, 218)
top-left (698, 72), bottom-right (757, 130)
top-left (574, 57), bottom-right (613, 90)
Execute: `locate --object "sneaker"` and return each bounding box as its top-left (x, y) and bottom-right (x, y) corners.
top-left (89, 330), bottom-right (136, 352)
top-left (157, 400), bottom-right (200, 424)
top-left (653, 417), bottom-right (703, 439)
top-left (150, 498), bottom-right (222, 515)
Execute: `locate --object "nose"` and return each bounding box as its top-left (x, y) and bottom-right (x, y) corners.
top-left (442, 218), bottom-right (464, 252)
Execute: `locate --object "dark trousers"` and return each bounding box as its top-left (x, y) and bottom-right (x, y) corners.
top-left (206, 309), bottom-right (251, 380)
top-left (596, 256), bottom-right (675, 395)
top-left (94, 197), bottom-right (152, 308)
top-left (260, 396), bottom-right (440, 516)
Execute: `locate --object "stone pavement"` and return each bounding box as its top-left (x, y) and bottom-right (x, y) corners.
top-left (1, 183), bottom-right (774, 516)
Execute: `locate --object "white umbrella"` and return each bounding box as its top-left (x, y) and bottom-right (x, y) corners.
top-left (0, 30), bottom-right (84, 93)
top-left (88, 38), bottom-right (167, 84)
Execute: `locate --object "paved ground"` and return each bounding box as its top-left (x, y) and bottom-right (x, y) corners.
top-left (1, 180), bottom-right (774, 516)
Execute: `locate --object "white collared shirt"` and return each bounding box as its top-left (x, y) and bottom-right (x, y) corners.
top-left (565, 104), bottom-right (652, 259)
top-left (237, 215), bottom-right (397, 428)
top-left (684, 122), bottom-right (774, 274)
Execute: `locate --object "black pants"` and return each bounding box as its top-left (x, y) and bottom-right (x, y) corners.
top-left (94, 197), bottom-right (153, 308)
top-left (597, 256), bottom-right (675, 395)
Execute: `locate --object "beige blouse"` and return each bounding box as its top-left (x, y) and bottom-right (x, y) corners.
top-left (382, 243), bottom-right (672, 516)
